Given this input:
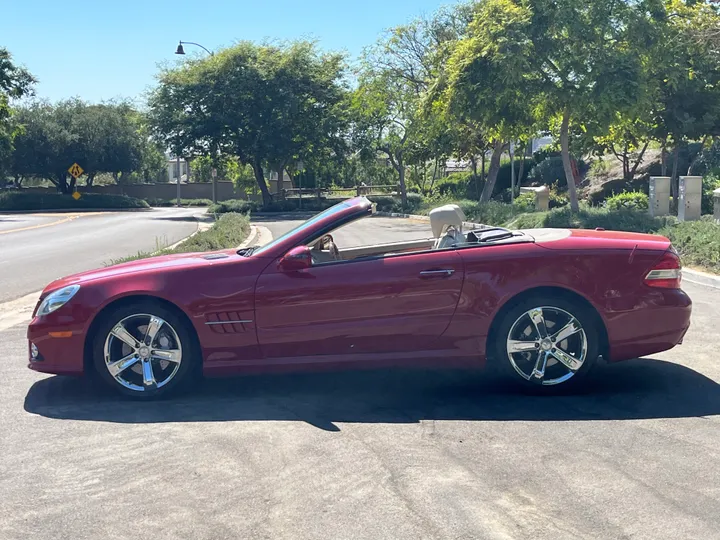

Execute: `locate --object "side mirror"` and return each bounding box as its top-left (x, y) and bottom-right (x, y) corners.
top-left (278, 246), bottom-right (312, 272)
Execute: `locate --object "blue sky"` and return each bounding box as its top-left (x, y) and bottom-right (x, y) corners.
top-left (4, 0), bottom-right (455, 105)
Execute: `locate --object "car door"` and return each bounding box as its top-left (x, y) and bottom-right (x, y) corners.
top-left (254, 249), bottom-right (464, 359)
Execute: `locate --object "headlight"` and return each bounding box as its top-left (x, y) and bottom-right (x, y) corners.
top-left (36, 285), bottom-right (80, 316)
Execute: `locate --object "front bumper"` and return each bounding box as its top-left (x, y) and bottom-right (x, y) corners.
top-left (27, 312), bottom-right (88, 376)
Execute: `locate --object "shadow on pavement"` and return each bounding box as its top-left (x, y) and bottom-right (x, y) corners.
top-left (24, 358), bottom-right (720, 431)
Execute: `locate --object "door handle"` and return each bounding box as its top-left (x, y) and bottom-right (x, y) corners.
top-left (419, 269), bottom-right (455, 277)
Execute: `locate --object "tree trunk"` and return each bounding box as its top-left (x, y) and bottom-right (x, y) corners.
top-left (671, 144), bottom-right (680, 199)
top-left (86, 173), bottom-right (96, 187)
top-left (53, 172), bottom-right (70, 194)
top-left (687, 135), bottom-right (709, 175)
top-left (397, 155), bottom-right (408, 211)
top-left (252, 159), bottom-right (272, 207)
top-left (480, 140), bottom-right (505, 202)
top-left (661, 138), bottom-right (667, 176)
top-left (480, 151), bottom-right (486, 197)
top-left (517, 146), bottom-right (526, 187)
top-left (560, 108), bottom-right (580, 212)
top-left (629, 141), bottom-right (650, 180)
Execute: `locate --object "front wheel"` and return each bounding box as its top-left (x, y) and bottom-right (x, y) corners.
top-left (492, 296), bottom-right (600, 392)
top-left (92, 302), bottom-right (199, 399)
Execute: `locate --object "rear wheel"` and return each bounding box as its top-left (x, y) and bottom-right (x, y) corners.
top-left (92, 302), bottom-right (199, 399)
top-left (492, 296), bottom-right (600, 392)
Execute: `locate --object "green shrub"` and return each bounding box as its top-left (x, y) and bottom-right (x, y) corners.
top-left (146, 198), bottom-right (212, 207)
top-left (511, 206), bottom-right (674, 233)
top-left (605, 191), bottom-right (649, 211)
top-left (702, 174), bottom-right (720, 215)
top-left (208, 199), bottom-right (260, 214)
top-left (0, 191), bottom-right (149, 211)
top-left (529, 156), bottom-right (566, 186)
top-left (368, 193), bottom-right (424, 214)
top-left (494, 158), bottom-right (535, 193)
top-left (659, 218), bottom-right (720, 273)
top-left (513, 192), bottom-right (536, 212)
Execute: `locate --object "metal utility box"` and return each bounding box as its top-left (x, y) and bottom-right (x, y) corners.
top-left (648, 176), bottom-right (671, 217)
top-left (678, 176), bottom-right (702, 222)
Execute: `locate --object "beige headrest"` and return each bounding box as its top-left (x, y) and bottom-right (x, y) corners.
top-left (429, 204), bottom-right (466, 238)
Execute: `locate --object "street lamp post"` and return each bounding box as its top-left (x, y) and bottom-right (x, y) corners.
top-left (175, 41), bottom-right (214, 56)
top-left (173, 41), bottom-right (212, 207)
top-left (176, 155), bottom-right (181, 207)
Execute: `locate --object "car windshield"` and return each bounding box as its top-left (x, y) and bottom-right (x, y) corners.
top-left (247, 201), bottom-right (353, 256)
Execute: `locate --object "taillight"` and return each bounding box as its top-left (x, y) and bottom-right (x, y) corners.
top-left (644, 249), bottom-right (682, 289)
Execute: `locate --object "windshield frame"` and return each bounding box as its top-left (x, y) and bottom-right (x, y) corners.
top-left (245, 197), bottom-right (372, 258)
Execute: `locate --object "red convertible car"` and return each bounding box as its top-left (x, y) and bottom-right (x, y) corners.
top-left (27, 196), bottom-right (691, 398)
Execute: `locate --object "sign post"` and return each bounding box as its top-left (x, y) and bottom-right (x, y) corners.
top-left (211, 167), bottom-right (217, 204)
top-left (68, 163), bottom-right (84, 200)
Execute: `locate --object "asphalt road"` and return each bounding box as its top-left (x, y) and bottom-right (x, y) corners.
top-left (0, 208), bottom-right (201, 303)
top-left (1, 214), bottom-right (720, 539)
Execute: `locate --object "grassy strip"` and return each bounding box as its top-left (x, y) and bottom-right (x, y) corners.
top-left (106, 212), bottom-right (251, 266)
top-left (0, 191), bottom-right (149, 211)
top-left (659, 218), bottom-right (720, 274)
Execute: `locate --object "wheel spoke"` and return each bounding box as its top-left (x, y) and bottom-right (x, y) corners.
top-left (528, 308), bottom-right (548, 339)
top-left (551, 318), bottom-right (582, 343)
top-left (141, 359), bottom-right (157, 388)
top-left (530, 352), bottom-right (549, 381)
top-left (508, 339), bottom-right (540, 353)
top-left (107, 353), bottom-right (139, 379)
top-left (152, 349), bottom-right (181, 363)
top-left (144, 316), bottom-right (165, 345)
top-left (550, 347), bottom-right (583, 372)
top-left (110, 323), bottom-right (140, 349)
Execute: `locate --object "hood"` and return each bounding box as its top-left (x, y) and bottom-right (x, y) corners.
top-left (42, 248), bottom-right (239, 294)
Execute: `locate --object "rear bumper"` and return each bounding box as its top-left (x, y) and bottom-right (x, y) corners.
top-left (606, 288), bottom-right (692, 362)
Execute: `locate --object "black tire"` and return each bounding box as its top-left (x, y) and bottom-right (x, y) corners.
top-left (91, 301), bottom-right (200, 399)
top-left (491, 294), bottom-right (601, 394)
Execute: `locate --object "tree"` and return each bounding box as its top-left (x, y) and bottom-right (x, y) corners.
top-left (0, 48), bottom-right (35, 182)
top-left (10, 100), bottom-right (157, 192)
top-left (653, 0), bottom-right (720, 195)
top-left (445, 0), bottom-right (652, 211)
top-left (148, 41), bottom-right (348, 207)
top-left (353, 6), bottom-right (473, 207)
top-left (442, 0), bottom-right (536, 202)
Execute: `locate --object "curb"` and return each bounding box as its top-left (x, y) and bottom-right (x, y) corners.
top-left (237, 225), bottom-right (259, 249)
top-left (683, 268), bottom-right (720, 290)
top-left (374, 211), bottom-right (490, 230)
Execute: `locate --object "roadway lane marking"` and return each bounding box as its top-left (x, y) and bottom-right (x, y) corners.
top-left (0, 214), bottom-right (82, 235)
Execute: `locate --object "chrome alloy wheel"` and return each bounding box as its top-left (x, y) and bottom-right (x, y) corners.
top-left (506, 306), bottom-right (588, 386)
top-left (103, 313), bottom-right (183, 392)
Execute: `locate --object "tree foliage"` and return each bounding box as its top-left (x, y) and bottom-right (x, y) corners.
top-left (0, 48), bottom-right (35, 181)
top-left (148, 41), bottom-right (349, 206)
top-left (10, 100), bottom-right (165, 192)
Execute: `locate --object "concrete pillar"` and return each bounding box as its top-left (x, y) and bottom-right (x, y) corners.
top-left (648, 176), bottom-right (671, 217)
top-left (714, 188), bottom-right (720, 224)
top-left (520, 186), bottom-right (549, 211)
top-left (678, 176), bottom-right (702, 221)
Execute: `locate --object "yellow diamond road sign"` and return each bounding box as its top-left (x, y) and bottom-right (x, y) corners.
top-left (72, 191), bottom-right (81, 200)
top-left (68, 163), bottom-right (84, 179)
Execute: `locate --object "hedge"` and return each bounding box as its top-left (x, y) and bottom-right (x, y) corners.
top-left (0, 191), bottom-right (149, 211)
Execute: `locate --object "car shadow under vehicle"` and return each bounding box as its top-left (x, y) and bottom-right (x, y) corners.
top-left (24, 358), bottom-right (720, 431)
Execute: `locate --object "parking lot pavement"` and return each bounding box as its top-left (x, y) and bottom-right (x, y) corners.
top-left (2, 214), bottom-right (720, 539)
